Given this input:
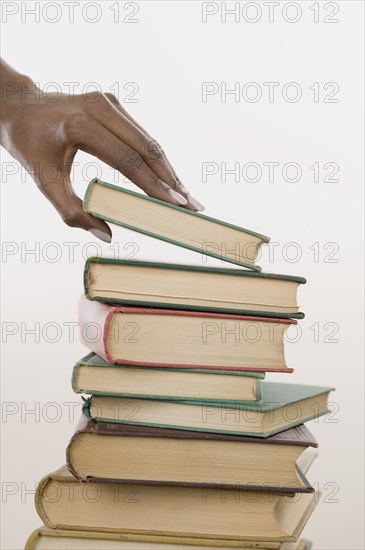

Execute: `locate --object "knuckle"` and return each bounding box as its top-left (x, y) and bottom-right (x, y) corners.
top-left (120, 148), bottom-right (144, 178)
top-left (61, 208), bottom-right (80, 228)
top-left (142, 136), bottom-right (165, 162)
top-left (82, 90), bottom-right (105, 104)
top-left (64, 112), bottom-right (89, 139)
top-left (104, 92), bottom-right (119, 106)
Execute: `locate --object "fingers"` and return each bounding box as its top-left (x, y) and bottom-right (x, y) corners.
top-left (37, 170), bottom-right (112, 242)
top-left (72, 115), bottom-right (189, 207)
top-left (90, 93), bottom-right (204, 211)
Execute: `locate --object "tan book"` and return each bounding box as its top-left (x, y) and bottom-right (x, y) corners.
top-left (72, 354), bottom-right (265, 404)
top-left (83, 179), bottom-right (269, 271)
top-left (83, 258), bottom-right (305, 319)
top-left (25, 527), bottom-right (312, 549)
top-left (35, 466), bottom-right (317, 542)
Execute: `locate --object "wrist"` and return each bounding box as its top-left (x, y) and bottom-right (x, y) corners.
top-left (1, 58), bottom-right (37, 106)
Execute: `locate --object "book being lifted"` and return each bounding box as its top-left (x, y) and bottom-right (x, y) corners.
top-left (79, 296), bottom-right (295, 372)
top-left (83, 178), bottom-right (270, 271)
top-left (84, 258), bottom-right (306, 319)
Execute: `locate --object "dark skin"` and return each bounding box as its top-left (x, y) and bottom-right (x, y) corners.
top-left (0, 59), bottom-right (204, 242)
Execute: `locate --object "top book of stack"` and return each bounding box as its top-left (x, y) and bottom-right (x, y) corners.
top-left (83, 178), bottom-right (270, 271)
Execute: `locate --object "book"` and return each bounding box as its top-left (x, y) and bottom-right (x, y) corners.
top-left (66, 417), bottom-right (317, 492)
top-left (35, 465), bottom-right (317, 542)
top-left (79, 296), bottom-right (295, 372)
top-left (82, 381), bottom-right (333, 437)
top-left (25, 527), bottom-right (312, 549)
top-left (83, 178), bottom-right (269, 271)
top-left (84, 258), bottom-right (306, 320)
top-left (72, 353), bottom-right (264, 403)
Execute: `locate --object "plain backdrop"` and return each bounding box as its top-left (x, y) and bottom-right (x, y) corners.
top-left (0, 1), bottom-right (364, 549)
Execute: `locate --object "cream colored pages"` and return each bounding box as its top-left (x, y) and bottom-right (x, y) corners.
top-left (107, 313), bottom-right (287, 368)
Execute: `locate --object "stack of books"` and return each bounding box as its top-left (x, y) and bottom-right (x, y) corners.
top-left (25, 179), bottom-right (333, 549)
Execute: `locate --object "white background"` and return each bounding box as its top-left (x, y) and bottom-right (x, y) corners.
top-left (1, 1), bottom-right (364, 549)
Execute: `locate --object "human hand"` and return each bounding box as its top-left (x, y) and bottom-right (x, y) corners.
top-left (0, 60), bottom-right (204, 242)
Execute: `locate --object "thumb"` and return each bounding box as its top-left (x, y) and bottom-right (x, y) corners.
top-left (37, 172), bottom-right (112, 243)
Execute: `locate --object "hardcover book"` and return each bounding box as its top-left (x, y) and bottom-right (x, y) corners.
top-left (79, 296), bottom-right (295, 372)
top-left (66, 418), bottom-right (317, 492)
top-left (25, 527), bottom-right (312, 550)
top-left (83, 178), bottom-right (269, 271)
top-left (84, 258), bottom-right (306, 319)
top-left (72, 353), bottom-right (264, 403)
top-left (82, 381), bottom-right (333, 437)
top-left (35, 465), bottom-right (317, 542)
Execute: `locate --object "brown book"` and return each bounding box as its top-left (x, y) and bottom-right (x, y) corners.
top-left (67, 418), bottom-right (317, 493)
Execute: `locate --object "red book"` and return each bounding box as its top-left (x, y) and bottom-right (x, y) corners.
top-left (79, 296), bottom-right (295, 372)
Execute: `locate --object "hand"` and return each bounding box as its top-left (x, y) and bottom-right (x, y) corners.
top-left (0, 59), bottom-right (204, 242)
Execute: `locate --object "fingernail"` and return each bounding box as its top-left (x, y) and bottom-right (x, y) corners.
top-left (89, 228), bottom-right (112, 243)
top-left (167, 188), bottom-right (188, 206)
top-left (187, 195), bottom-right (205, 212)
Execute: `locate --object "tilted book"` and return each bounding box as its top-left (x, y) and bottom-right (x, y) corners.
top-left (79, 296), bottom-right (295, 372)
top-left (82, 381), bottom-right (333, 438)
top-left (66, 417), bottom-right (317, 492)
top-left (84, 258), bottom-right (306, 320)
top-left (35, 465), bottom-right (317, 542)
top-left (83, 178), bottom-right (269, 271)
top-left (72, 353), bottom-right (264, 404)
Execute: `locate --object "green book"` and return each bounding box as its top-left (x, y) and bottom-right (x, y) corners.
top-left (72, 353), bottom-right (264, 404)
top-left (82, 381), bottom-right (334, 438)
top-left (83, 178), bottom-right (270, 271)
top-left (84, 257), bottom-right (306, 319)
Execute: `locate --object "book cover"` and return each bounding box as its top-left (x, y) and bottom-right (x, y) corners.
top-left (66, 417), bottom-right (317, 492)
top-left (35, 465), bottom-right (317, 542)
top-left (84, 257), bottom-right (306, 320)
top-left (72, 352), bottom-right (265, 403)
top-left (82, 381), bottom-right (333, 438)
top-left (83, 178), bottom-right (270, 271)
top-left (79, 297), bottom-right (295, 372)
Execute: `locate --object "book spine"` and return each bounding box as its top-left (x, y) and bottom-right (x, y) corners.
top-left (83, 257), bottom-right (94, 299)
top-left (79, 295), bottom-right (114, 362)
top-left (71, 353), bottom-right (98, 392)
top-left (71, 363), bottom-right (81, 393)
top-left (35, 474), bottom-right (57, 529)
top-left (82, 178), bottom-right (96, 212)
top-left (24, 529), bottom-right (41, 550)
top-left (255, 378), bottom-right (263, 403)
top-left (66, 416), bottom-right (95, 481)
